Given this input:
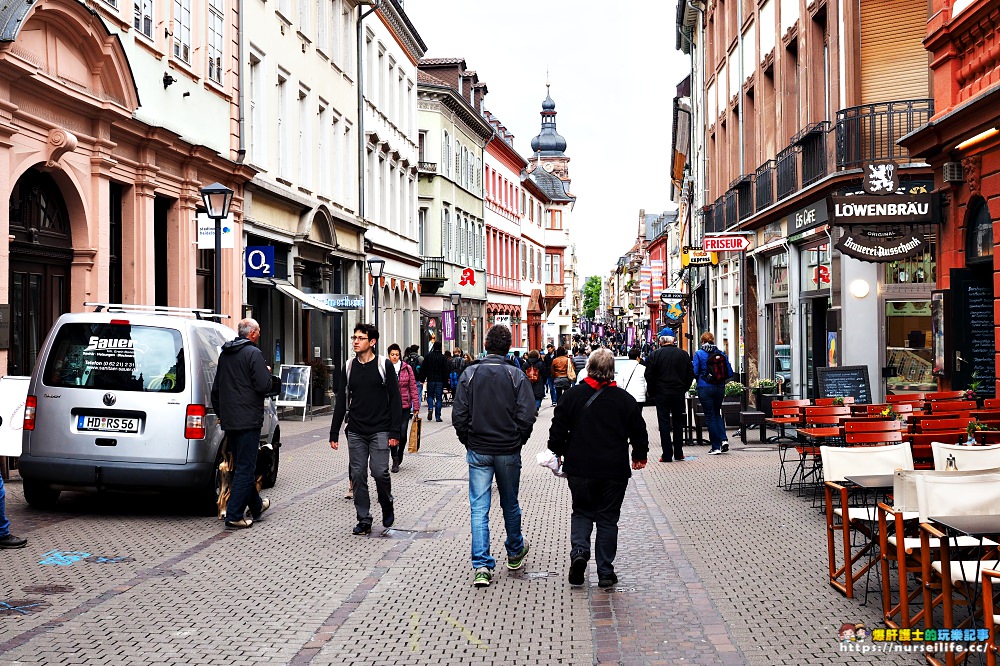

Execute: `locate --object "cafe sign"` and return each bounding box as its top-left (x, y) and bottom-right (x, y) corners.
top-left (681, 247), bottom-right (718, 267)
top-left (835, 226), bottom-right (926, 262)
top-left (830, 194), bottom-right (934, 225)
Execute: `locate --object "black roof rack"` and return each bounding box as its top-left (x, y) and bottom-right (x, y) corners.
top-left (83, 303), bottom-right (230, 320)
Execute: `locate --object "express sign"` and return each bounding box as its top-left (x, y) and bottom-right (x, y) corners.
top-left (703, 235), bottom-right (751, 252)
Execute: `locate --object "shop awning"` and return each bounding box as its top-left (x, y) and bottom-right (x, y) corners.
top-left (272, 279), bottom-right (342, 314)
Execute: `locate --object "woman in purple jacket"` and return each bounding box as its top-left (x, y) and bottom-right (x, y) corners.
top-left (389, 344), bottom-right (420, 472)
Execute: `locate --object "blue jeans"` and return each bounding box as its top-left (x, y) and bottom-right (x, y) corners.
top-left (467, 450), bottom-right (524, 570)
top-left (0, 474), bottom-right (10, 537)
top-left (697, 385), bottom-right (728, 450)
top-left (347, 431), bottom-right (393, 525)
top-left (426, 381), bottom-right (444, 419)
top-left (225, 429), bottom-right (263, 522)
top-left (547, 377), bottom-right (556, 404)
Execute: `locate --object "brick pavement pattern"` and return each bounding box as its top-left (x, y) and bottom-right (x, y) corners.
top-left (0, 404), bottom-right (911, 664)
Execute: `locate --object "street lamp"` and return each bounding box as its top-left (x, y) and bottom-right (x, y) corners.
top-left (367, 258), bottom-right (385, 330)
top-left (200, 182), bottom-right (234, 315)
top-left (449, 291), bottom-right (461, 349)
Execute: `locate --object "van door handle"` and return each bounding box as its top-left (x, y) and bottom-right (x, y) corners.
top-left (95, 438), bottom-right (117, 447)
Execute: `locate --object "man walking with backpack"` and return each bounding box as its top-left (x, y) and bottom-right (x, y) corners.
top-left (523, 350), bottom-right (547, 416)
top-left (692, 332), bottom-right (734, 455)
top-left (643, 335), bottom-right (694, 462)
top-left (329, 324), bottom-right (401, 534)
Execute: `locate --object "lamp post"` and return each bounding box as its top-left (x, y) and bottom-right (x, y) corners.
top-left (612, 305), bottom-right (624, 352)
top-left (367, 258), bottom-right (385, 330)
top-left (449, 291), bottom-right (461, 351)
top-left (199, 182), bottom-right (234, 315)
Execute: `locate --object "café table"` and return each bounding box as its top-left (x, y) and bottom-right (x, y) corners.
top-left (838, 474), bottom-right (897, 605)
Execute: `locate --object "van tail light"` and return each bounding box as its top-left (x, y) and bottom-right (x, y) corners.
top-left (23, 396), bottom-right (36, 431)
top-left (185, 404), bottom-right (206, 439)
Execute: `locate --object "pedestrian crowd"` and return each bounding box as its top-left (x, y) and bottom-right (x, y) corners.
top-left (0, 319), bottom-right (735, 590)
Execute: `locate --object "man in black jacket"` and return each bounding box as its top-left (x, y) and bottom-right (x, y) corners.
top-left (212, 318), bottom-right (273, 529)
top-left (548, 349), bottom-right (648, 588)
top-left (329, 323), bottom-right (401, 535)
top-left (643, 335), bottom-right (695, 462)
top-left (419, 342), bottom-right (449, 422)
top-left (453, 325), bottom-right (536, 588)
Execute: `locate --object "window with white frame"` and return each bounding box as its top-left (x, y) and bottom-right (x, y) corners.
top-left (248, 52), bottom-right (264, 164)
top-left (553, 254), bottom-right (561, 282)
top-left (418, 208), bottom-right (426, 255)
top-left (441, 131), bottom-right (450, 176)
top-left (521, 242), bottom-right (527, 279)
top-left (544, 254), bottom-right (551, 283)
top-left (277, 72), bottom-right (289, 177)
top-left (298, 89), bottom-right (311, 187)
top-left (442, 209), bottom-right (450, 258)
top-left (299, 0), bottom-right (309, 38)
top-left (455, 141), bottom-right (461, 183)
top-left (317, 0), bottom-right (327, 54)
top-left (134, 0), bottom-right (153, 38)
top-left (331, 113), bottom-right (342, 200)
top-left (207, 0), bottom-right (225, 84)
top-left (318, 104), bottom-right (329, 195)
top-left (278, 0), bottom-right (288, 19)
top-left (173, 0), bottom-right (192, 62)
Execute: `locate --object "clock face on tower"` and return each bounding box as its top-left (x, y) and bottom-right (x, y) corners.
top-left (543, 163), bottom-right (555, 172)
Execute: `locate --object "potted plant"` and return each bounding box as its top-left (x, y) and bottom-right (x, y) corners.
top-left (832, 396), bottom-right (846, 407)
top-left (965, 371), bottom-right (982, 408)
top-left (723, 380), bottom-right (748, 426)
top-left (751, 378), bottom-right (780, 415)
top-left (752, 378), bottom-right (780, 394)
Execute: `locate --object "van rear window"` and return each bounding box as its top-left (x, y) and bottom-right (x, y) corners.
top-left (43, 323), bottom-right (185, 392)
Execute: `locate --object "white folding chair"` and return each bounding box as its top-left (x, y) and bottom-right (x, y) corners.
top-left (821, 443), bottom-right (913, 598)
top-left (932, 442), bottom-right (1000, 471)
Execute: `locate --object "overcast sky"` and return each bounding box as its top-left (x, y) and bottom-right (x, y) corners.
top-left (404, 0), bottom-right (686, 280)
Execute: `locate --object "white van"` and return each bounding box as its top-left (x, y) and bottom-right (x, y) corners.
top-left (18, 304), bottom-right (281, 512)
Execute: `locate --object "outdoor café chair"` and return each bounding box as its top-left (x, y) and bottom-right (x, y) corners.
top-left (815, 397), bottom-right (856, 406)
top-left (822, 443), bottom-right (914, 599)
top-left (925, 390), bottom-right (968, 402)
top-left (888, 392), bottom-right (926, 404)
top-left (931, 400), bottom-right (979, 414)
top-left (878, 468), bottom-right (1000, 630)
top-left (917, 472), bottom-right (1000, 655)
top-left (985, 398), bottom-right (1000, 410)
top-left (919, 417), bottom-right (976, 433)
top-left (910, 432), bottom-right (964, 468)
top-left (932, 442), bottom-right (1000, 471)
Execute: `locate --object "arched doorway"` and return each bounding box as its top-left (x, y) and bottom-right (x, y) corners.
top-left (8, 168), bottom-right (72, 375)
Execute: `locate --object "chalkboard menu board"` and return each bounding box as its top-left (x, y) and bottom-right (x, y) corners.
top-left (962, 279), bottom-right (997, 398)
top-left (815, 365), bottom-right (872, 404)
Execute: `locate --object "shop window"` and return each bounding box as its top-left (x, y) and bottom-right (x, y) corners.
top-left (885, 300), bottom-right (935, 393)
top-left (769, 252), bottom-right (789, 297)
top-left (800, 243), bottom-right (831, 292)
top-left (966, 197), bottom-right (993, 265)
top-left (884, 230), bottom-right (936, 285)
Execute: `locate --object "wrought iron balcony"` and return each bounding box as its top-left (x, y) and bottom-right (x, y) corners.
top-left (776, 145), bottom-right (799, 200)
top-left (419, 256), bottom-right (446, 294)
top-left (836, 99), bottom-right (933, 169)
top-left (418, 161), bottom-right (437, 173)
top-left (794, 121), bottom-right (831, 187)
top-left (755, 160), bottom-right (774, 212)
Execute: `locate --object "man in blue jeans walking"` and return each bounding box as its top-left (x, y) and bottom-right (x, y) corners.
top-left (418, 342), bottom-right (448, 422)
top-left (0, 475), bottom-right (27, 548)
top-left (692, 331), bottom-right (734, 454)
top-left (453, 325), bottom-right (536, 587)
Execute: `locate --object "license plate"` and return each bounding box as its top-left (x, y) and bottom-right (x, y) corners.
top-left (77, 416), bottom-right (140, 433)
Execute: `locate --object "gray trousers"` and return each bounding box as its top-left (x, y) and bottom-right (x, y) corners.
top-left (347, 431), bottom-right (393, 525)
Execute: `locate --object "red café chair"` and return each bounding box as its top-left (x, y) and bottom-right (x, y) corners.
top-left (887, 392), bottom-right (926, 404)
top-left (925, 390), bottom-right (968, 401)
top-left (918, 417), bottom-right (975, 434)
top-left (795, 406), bottom-right (852, 494)
top-left (984, 398), bottom-right (1000, 409)
top-left (909, 432), bottom-right (964, 469)
top-left (931, 400), bottom-right (978, 414)
top-left (815, 397), bottom-right (856, 406)
top-left (771, 400), bottom-right (809, 489)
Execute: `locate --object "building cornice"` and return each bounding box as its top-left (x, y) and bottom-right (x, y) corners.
top-left (376, 1), bottom-right (427, 66)
top-left (417, 85), bottom-right (494, 143)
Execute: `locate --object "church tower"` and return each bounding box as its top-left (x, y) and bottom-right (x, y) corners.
top-left (529, 84), bottom-right (571, 190)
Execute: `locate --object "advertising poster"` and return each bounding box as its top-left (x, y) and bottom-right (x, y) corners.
top-left (442, 310), bottom-right (455, 341)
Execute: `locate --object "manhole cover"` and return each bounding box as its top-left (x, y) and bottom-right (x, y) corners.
top-left (0, 599), bottom-right (48, 615)
top-left (414, 452), bottom-right (459, 458)
top-left (21, 585), bottom-right (73, 595)
top-left (424, 479), bottom-right (467, 486)
top-left (512, 571), bottom-right (557, 580)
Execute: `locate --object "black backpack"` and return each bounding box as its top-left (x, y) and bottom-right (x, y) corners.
top-left (703, 348), bottom-right (729, 385)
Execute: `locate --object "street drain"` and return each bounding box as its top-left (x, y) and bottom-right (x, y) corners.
top-left (381, 528), bottom-right (443, 539)
top-left (424, 478), bottom-right (467, 486)
top-left (0, 599), bottom-right (48, 615)
top-left (414, 452), bottom-right (459, 458)
top-left (513, 571), bottom-right (557, 580)
top-left (21, 585), bottom-right (73, 595)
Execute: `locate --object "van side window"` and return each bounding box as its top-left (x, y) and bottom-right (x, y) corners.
top-left (43, 323), bottom-right (185, 392)
top-left (191, 326), bottom-right (229, 397)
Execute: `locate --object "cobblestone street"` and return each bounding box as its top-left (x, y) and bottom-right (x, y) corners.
top-left (1, 405), bottom-right (911, 664)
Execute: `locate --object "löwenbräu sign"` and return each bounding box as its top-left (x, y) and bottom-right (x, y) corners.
top-left (830, 194), bottom-right (933, 224)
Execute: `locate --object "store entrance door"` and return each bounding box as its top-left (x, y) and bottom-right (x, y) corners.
top-left (800, 297), bottom-right (829, 399)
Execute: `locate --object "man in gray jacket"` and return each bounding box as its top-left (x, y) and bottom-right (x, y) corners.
top-left (453, 325), bottom-right (536, 588)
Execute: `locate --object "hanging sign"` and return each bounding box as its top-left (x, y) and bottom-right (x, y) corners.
top-left (681, 247), bottom-right (718, 267)
top-left (830, 194), bottom-right (934, 225)
top-left (835, 226), bottom-right (926, 262)
top-left (863, 162), bottom-right (900, 195)
top-left (703, 235), bottom-right (751, 252)
top-left (245, 246), bottom-right (275, 278)
top-left (442, 310), bottom-right (455, 341)
top-left (196, 213), bottom-right (235, 249)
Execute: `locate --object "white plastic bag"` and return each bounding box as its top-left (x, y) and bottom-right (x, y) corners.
top-left (536, 449), bottom-right (567, 478)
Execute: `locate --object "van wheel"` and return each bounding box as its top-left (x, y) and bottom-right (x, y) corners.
top-left (261, 432), bottom-right (279, 489)
top-left (23, 480), bottom-right (60, 509)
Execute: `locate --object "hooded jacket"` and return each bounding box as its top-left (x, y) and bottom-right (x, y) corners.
top-left (211, 336), bottom-right (272, 431)
top-left (452, 355), bottom-right (536, 455)
top-left (693, 343), bottom-right (734, 389)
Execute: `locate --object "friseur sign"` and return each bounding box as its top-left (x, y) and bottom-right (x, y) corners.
top-left (829, 194), bottom-right (934, 225)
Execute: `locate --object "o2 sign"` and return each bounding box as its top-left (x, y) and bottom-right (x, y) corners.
top-left (245, 246), bottom-right (275, 278)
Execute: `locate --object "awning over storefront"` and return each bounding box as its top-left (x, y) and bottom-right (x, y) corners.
top-left (271, 279), bottom-right (342, 314)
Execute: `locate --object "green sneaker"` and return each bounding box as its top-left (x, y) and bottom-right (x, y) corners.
top-left (507, 540), bottom-right (530, 570)
top-left (473, 567), bottom-right (492, 587)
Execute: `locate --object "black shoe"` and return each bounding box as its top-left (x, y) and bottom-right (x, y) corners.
top-left (383, 505), bottom-right (395, 528)
top-left (721, 442), bottom-right (730, 453)
top-left (568, 556), bottom-right (587, 586)
top-left (0, 534), bottom-right (27, 549)
top-left (659, 456), bottom-right (670, 463)
top-left (436, 418), bottom-right (443, 422)
top-left (391, 463), bottom-right (400, 473)
top-left (598, 573), bottom-right (619, 589)
top-left (352, 522), bottom-right (372, 535)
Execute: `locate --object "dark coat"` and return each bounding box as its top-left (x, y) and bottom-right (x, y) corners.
top-left (452, 356), bottom-right (536, 455)
top-left (643, 344), bottom-right (695, 398)
top-left (523, 357), bottom-right (547, 400)
top-left (211, 337), bottom-right (271, 432)
top-left (547, 382), bottom-right (649, 480)
top-left (418, 349), bottom-right (450, 383)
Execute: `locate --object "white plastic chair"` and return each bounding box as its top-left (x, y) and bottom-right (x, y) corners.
top-left (932, 442), bottom-right (1000, 471)
top-left (821, 443), bottom-right (913, 598)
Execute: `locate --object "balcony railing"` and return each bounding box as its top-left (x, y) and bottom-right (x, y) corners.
top-left (795, 121), bottom-right (830, 187)
top-left (755, 160), bottom-right (775, 211)
top-left (712, 198), bottom-right (725, 233)
top-left (836, 99), bottom-right (933, 169)
top-left (418, 161), bottom-right (437, 173)
top-left (776, 145), bottom-right (799, 200)
top-left (487, 273), bottom-right (519, 292)
top-left (724, 189), bottom-right (737, 229)
top-left (419, 256), bottom-right (446, 280)
top-left (544, 283), bottom-right (565, 299)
